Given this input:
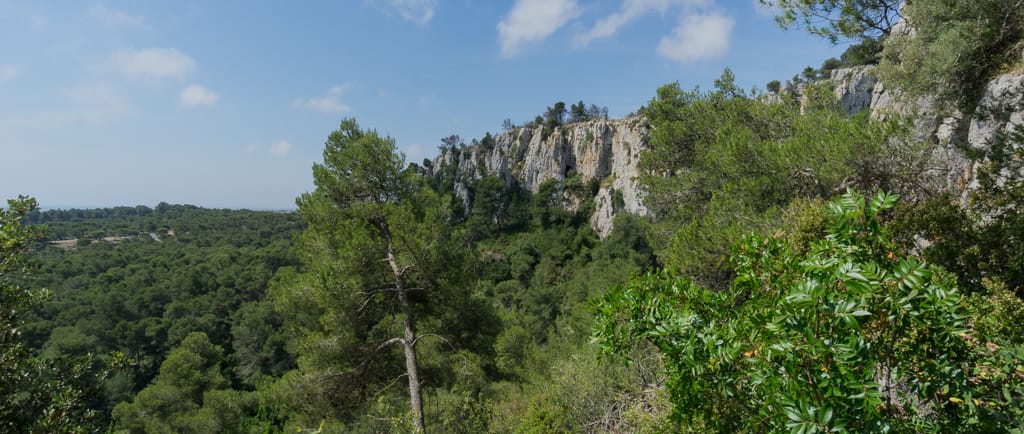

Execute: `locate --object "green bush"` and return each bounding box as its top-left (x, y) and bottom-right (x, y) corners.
top-left (595, 190), bottom-right (1024, 432)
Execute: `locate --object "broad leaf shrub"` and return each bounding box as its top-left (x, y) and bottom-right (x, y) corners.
top-left (595, 190), bottom-right (1024, 432)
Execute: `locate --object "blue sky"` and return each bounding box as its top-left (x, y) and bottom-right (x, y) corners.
top-left (0, 0), bottom-right (846, 209)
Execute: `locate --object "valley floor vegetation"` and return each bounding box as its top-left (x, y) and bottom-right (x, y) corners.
top-left (2, 0), bottom-right (1024, 432)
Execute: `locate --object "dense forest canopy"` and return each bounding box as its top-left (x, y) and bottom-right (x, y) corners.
top-left (1, 0), bottom-right (1023, 432)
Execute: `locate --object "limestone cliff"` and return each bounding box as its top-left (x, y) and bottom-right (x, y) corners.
top-left (427, 65), bottom-right (1023, 238)
top-left (428, 117), bottom-right (649, 237)
top-left (829, 65), bottom-right (1024, 198)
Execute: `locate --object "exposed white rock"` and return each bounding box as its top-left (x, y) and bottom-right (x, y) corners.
top-left (968, 71), bottom-right (1024, 152)
top-left (429, 117), bottom-right (649, 237)
top-left (831, 67), bottom-right (879, 115)
top-left (428, 63), bottom-right (1024, 237)
top-left (964, 70), bottom-right (1024, 192)
top-left (864, 67), bottom-right (1024, 198)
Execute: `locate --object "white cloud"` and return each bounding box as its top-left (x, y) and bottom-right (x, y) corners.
top-left (269, 140), bottom-right (293, 157)
top-left (656, 13), bottom-right (734, 63)
top-left (370, 0), bottom-right (437, 25)
top-left (180, 84), bottom-right (219, 107)
top-left (292, 84), bottom-right (354, 114)
top-left (88, 4), bottom-right (144, 27)
top-left (498, 0), bottom-right (581, 57)
top-left (0, 66), bottom-right (16, 81)
top-left (576, 0), bottom-right (707, 46)
top-left (109, 47), bottom-right (196, 79)
top-left (298, 97), bottom-right (351, 114)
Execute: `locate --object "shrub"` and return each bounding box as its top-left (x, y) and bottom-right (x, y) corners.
top-left (595, 190), bottom-right (1024, 432)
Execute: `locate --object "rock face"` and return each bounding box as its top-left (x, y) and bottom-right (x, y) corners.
top-left (832, 65), bottom-right (1024, 198)
top-left (966, 71), bottom-right (1024, 190)
top-left (428, 117), bottom-right (649, 237)
top-left (831, 67), bottom-right (879, 115)
top-left (428, 66), bottom-right (1024, 237)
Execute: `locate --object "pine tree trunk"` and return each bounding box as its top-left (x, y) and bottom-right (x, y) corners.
top-left (401, 311), bottom-right (424, 433)
top-left (384, 229), bottom-right (425, 433)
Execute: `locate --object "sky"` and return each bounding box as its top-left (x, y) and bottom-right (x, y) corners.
top-left (0, 0), bottom-right (848, 210)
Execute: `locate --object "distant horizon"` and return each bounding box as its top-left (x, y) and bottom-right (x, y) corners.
top-left (36, 203), bottom-right (298, 212)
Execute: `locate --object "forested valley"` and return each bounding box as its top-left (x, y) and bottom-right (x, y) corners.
top-left (3, 1), bottom-right (1024, 432)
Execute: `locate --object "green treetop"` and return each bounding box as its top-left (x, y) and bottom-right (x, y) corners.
top-left (270, 119), bottom-right (480, 432)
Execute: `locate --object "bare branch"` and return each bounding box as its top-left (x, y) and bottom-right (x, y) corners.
top-left (412, 333), bottom-right (453, 348)
top-left (378, 337), bottom-right (405, 350)
top-left (356, 284), bottom-right (403, 313)
top-left (356, 286), bottom-right (398, 299)
top-left (398, 265), bottom-right (415, 278)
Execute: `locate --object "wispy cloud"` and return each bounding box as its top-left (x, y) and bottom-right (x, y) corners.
top-left (576, 0), bottom-right (707, 46)
top-left (180, 84), bottom-right (219, 107)
top-left (109, 47), bottom-right (196, 79)
top-left (369, 0), bottom-right (437, 25)
top-left (657, 13), bottom-right (734, 63)
top-left (292, 84), bottom-right (354, 114)
top-left (498, 0), bottom-right (581, 57)
top-left (0, 66), bottom-right (17, 82)
top-left (87, 4), bottom-right (144, 27)
top-left (4, 82), bottom-right (131, 129)
top-left (269, 140), bottom-right (293, 157)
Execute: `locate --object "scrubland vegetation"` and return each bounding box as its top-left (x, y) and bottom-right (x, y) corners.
top-left (2, 0), bottom-right (1024, 432)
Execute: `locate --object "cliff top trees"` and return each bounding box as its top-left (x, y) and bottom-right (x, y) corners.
top-left (545, 101), bottom-right (567, 125)
top-left (570, 100), bottom-right (588, 123)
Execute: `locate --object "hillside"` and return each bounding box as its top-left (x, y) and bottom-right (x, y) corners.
top-left (2, 1), bottom-right (1024, 432)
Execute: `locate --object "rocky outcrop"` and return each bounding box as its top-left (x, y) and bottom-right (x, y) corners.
top-left (428, 117), bottom-right (649, 237)
top-left (831, 67), bottom-right (878, 115)
top-left (829, 65), bottom-right (1024, 198)
top-left (964, 71), bottom-right (1024, 191)
top-left (429, 65), bottom-right (1024, 237)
